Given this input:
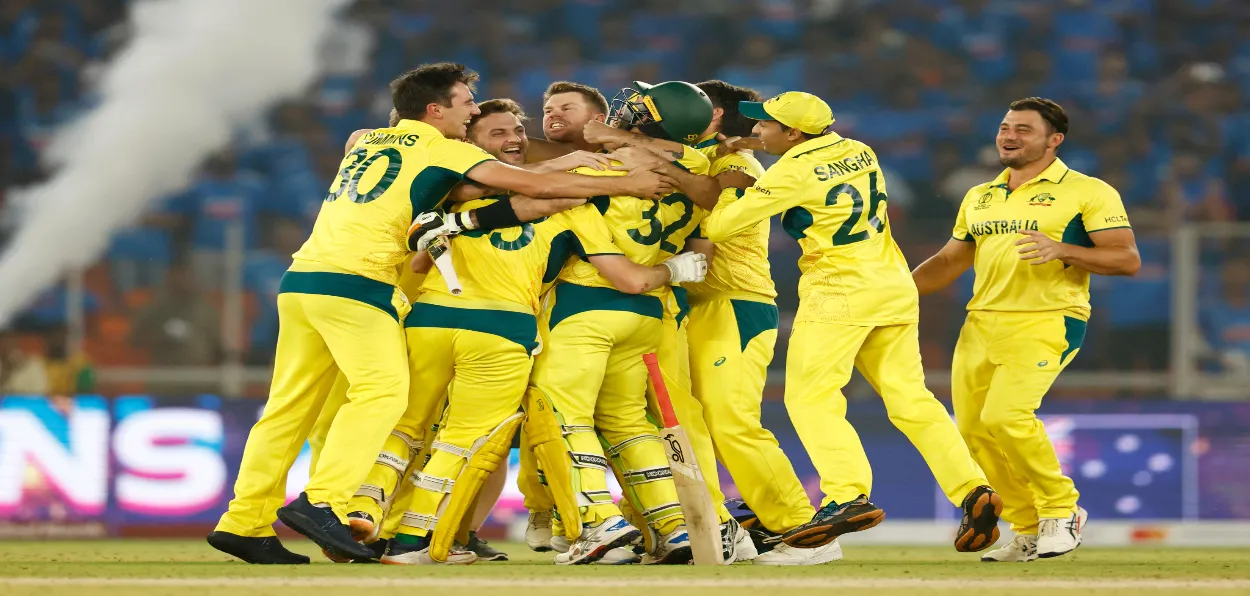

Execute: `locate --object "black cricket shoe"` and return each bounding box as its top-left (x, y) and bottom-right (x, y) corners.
top-left (725, 497), bottom-right (783, 555)
top-left (955, 485), bottom-right (1003, 553)
top-left (276, 492), bottom-right (375, 561)
top-left (781, 494), bottom-right (885, 548)
top-left (464, 531), bottom-right (509, 561)
top-left (206, 531), bottom-right (309, 564)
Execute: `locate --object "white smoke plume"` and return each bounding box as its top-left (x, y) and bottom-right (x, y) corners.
top-left (0, 0), bottom-right (351, 325)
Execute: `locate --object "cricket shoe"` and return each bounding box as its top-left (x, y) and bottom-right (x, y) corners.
top-left (595, 547), bottom-right (641, 565)
top-left (206, 531), bottom-right (309, 564)
top-left (464, 531), bottom-right (508, 561)
top-left (1037, 507), bottom-right (1087, 559)
top-left (981, 533), bottom-right (1037, 562)
top-left (346, 511), bottom-right (378, 542)
top-left (526, 510), bottom-right (554, 552)
top-left (276, 492), bottom-right (374, 561)
top-left (322, 538), bottom-right (386, 563)
top-left (722, 517), bottom-right (757, 563)
top-left (554, 516), bottom-right (641, 565)
top-left (641, 525), bottom-right (693, 565)
top-left (954, 485), bottom-right (1003, 552)
top-left (781, 495), bottom-right (885, 548)
top-left (380, 535), bottom-right (477, 565)
top-left (550, 535), bottom-right (570, 553)
top-left (754, 540), bottom-right (843, 566)
top-left (726, 498), bottom-right (783, 555)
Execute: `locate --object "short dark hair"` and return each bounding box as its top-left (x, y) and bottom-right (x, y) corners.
top-left (543, 81), bottom-right (609, 115)
top-left (1009, 97), bottom-right (1068, 135)
top-left (391, 62), bottom-right (479, 121)
top-left (469, 98), bottom-right (527, 133)
top-left (697, 80), bottom-right (761, 138)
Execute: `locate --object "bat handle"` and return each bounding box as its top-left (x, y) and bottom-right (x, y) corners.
top-left (642, 353), bottom-right (679, 428)
top-left (430, 236), bottom-right (462, 295)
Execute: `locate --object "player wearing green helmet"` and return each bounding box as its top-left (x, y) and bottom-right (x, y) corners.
top-left (609, 80), bottom-right (715, 146)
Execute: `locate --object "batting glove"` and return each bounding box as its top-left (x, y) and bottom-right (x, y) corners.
top-left (662, 252), bottom-right (708, 284)
top-left (407, 211), bottom-right (476, 252)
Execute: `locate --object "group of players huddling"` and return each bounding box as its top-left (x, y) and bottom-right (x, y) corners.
top-left (205, 60), bottom-right (1141, 567)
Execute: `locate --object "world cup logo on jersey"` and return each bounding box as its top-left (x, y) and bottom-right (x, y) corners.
top-left (974, 193), bottom-right (993, 210)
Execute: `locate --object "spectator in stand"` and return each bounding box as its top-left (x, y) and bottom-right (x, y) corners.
top-left (1163, 150), bottom-right (1233, 222)
top-left (243, 219), bottom-right (304, 365)
top-left (715, 34), bottom-right (801, 99)
top-left (130, 266), bottom-right (222, 366)
top-left (167, 151), bottom-right (268, 287)
top-left (43, 324), bottom-right (93, 396)
top-left (1203, 259), bottom-right (1250, 376)
top-left (0, 327), bottom-right (47, 394)
top-left (1102, 218), bottom-right (1172, 371)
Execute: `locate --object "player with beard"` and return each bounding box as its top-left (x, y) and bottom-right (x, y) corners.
top-left (912, 97), bottom-right (1139, 561)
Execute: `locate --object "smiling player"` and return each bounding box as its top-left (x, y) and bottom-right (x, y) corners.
top-left (912, 97), bottom-right (1140, 561)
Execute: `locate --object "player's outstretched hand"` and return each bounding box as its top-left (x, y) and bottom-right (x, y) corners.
top-left (407, 211), bottom-right (470, 252)
top-left (623, 168), bottom-right (678, 200)
top-left (511, 196), bottom-right (586, 221)
top-left (607, 146), bottom-right (666, 171)
top-left (715, 133), bottom-right (765, 157)
top-left (545, 150), bottom-right (614, 172)
top-left (582, 119), bottom-right (625, 145)
top-left (663, 252), bottom-right (708, 284)
top-left (1016, 230), bottom-right (1067, 265)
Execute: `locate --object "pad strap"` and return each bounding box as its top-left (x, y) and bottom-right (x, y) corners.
top-left (391, 430), bottom-right (423, 452)
top-left (432, 440), bottom-right (473, 459)
top-left (604, 434), bottom-right (659, 457)
top-left (561, 424), bottom-right (595, 436)
top-left (570, 452), bottom-right (609, 471)
top-left (354, 484), bottom-right (385, 503)
top-left (401, 511), bottom-right (439, 531)
top-left (576, 489), bottom-right (614, 507)
top-left (623, 466), bottom-right (674, 485)
top-left (376, 451), bottom-right (410, 473)
top-left (413, 471), bottom-right (456, 494)
top-left (642, 502), bottom-right (683, 525)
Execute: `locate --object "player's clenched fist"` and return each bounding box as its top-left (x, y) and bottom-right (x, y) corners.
top-left (1015, 230), bottom-right (1067, 265)
top-left (662, 251), bottom-right (708, 284)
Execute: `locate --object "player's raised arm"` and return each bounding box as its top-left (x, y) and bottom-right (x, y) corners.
top-left (465, 159), bottom-right (676, 200)
top-left (588, 253), bottom-right (706, 294)
top-left (912, 238), bottom-right (976, 296)
top-left (704, 166), bottom-right (801, 242)
top-left (587, 121), bottom-right (721, 209)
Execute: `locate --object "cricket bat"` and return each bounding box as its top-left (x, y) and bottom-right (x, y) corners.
top-left (642, 352), bottom-right (724, 566)
top-left (426, 235), bottom-right (462, 295)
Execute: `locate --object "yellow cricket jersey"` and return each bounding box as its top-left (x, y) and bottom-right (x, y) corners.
top-left (654, 147), bottom-right (711, 324)
top-left (396, 264), bottom-right (426, 302)
top-left (293, 119), bottom-right (496, 286)
top-left (686, 136), bottom-right (775, 304)
top-left (558, 148), bottom-right (709, 294)
top-left (953, 157), bottom-right (1131, 320)
top-left (705, 132), bottom-right (917, 326)
top-left (419, 198), bottom-right (622, 315)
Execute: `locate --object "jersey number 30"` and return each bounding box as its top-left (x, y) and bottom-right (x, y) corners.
top-left (325, 147), bottom-right (402, 204)
top-left (829, 171), bottom-right (887, 246)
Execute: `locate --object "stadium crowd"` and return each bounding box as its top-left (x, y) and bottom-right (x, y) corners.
top-left (1, 0), bottom-right (1249, 391)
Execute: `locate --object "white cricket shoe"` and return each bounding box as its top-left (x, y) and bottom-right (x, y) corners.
top-left (595, 546), bottom-right (641, 565)
top-left (754, 540), bottom-right (843, 566)
top-left (1037, 507), bottom-right (1087, 559)
top-left (553, 516), bottom-right (641, 565)
top-left (380, 540), bottom-right (477, 565)
top-left (981, 533), bottom-right (1038, 562)
top-left (526, 510), bottom-right (554, 552)
top-left (723, 517), bottom-right (757, 563)
top-left (642, 525), bottom-right (693, 565)
top-left (550, 535), bottom-right (570, 553)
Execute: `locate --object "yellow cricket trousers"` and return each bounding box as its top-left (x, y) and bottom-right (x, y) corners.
top-left (530, 283), bottom-right (682, 533)
top-left (688, 296), bottom-right (814, 532)
top-left (393, 302), bottom-right (537, 537)
top-left (785, 321), bottom-right (986, 508)
top-left (215, 270), bottom-right (409, 536)
top-left (952, 310), bottom-right (1085, 533)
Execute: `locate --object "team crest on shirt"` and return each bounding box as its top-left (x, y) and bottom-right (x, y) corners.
top-left (1028, 193), bottom-right (1056, 207)
top-left (973, 193), bottom-right (993, 210)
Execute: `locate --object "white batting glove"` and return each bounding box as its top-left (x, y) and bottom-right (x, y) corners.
top-left (407, 211), bottom-right (475, 252)
top-left (662, 252), bottom-right (707, 284)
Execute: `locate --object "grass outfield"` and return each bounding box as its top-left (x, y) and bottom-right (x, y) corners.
top-left (1, 540), bottom-right (1248, 596)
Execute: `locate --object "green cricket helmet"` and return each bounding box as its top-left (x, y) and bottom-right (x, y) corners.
top-left (609, 80), bottom-right (713, 145)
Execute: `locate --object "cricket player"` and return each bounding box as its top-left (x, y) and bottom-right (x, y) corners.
top-left (528, 80), bottom-right (718, 565)
top-left (686, 81), bottom-right (824, 565)
top-left (208, 63), bottom-right (677, 564)
top-left (912, 97), bottom-right (1140, 561)
top-left (703, 91), bottom-right (1004, 556)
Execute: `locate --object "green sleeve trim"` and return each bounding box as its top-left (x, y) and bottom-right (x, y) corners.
top-left (1085, 225), bottom-right (1132, 234)
top-left (953, 234), bottom-right (974, 242)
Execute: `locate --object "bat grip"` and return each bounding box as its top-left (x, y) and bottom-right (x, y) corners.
top-left (642, 353), bottom-right (679, 428)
